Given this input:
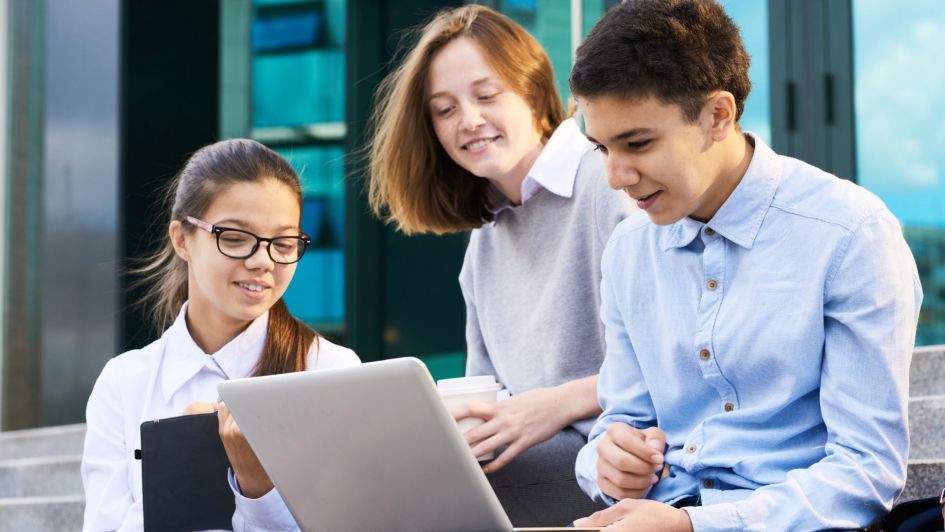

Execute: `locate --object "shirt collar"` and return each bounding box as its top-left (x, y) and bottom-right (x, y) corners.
top-left (488, 117), bottom-right (592, 215)
top-left (160, 301), bottom-right (270, 400)
top-left (663, 133), bottom-right (782, 251)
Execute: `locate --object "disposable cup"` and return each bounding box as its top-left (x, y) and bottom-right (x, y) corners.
top-left (437, 375), bottom-right (502, 461)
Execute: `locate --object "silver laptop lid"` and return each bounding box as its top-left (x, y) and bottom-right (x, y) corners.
top-left (218, 357), bottom-right (514, 532)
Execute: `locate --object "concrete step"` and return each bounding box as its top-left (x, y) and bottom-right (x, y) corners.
top-left (909, 395), bottom-right (945, 460)
top-left (903, 459), bottom-right (945, 501)
top-left (0, 495), bottom-right (83, 532)
top-left (0, 455), bottom-right (83, 498)
top-left (0, 423), bottom-right (85, 460)
top-left (911, 345), bottom-right (945, 398)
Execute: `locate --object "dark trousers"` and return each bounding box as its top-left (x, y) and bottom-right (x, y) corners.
top-left (484, 428), bottom-right (608, 527)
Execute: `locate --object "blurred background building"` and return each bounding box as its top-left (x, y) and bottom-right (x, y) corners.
top-left (0, 0), bottom-right (942, 431)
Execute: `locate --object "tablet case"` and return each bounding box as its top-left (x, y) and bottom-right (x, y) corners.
top-left (138, 412), bottom-right (235, 532)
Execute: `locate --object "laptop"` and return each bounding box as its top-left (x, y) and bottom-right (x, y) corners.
top-left (218, 357), bottom-right (600, 532)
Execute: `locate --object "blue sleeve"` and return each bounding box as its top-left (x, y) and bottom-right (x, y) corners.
top-left (684, 209), bottom-right (922, 531)
top-left (576, 237), bottom-right (658, 503)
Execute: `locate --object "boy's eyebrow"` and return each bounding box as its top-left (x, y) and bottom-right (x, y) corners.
top-left (428, 77), bottom-right (497, 101)
top-left (585, 127), bottom-right (656, 146)
top-left (612, 127), bottom-right (655, 141)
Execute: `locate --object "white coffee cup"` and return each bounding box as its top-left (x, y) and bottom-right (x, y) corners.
top-left (437, 375), bottom-right (502, 461)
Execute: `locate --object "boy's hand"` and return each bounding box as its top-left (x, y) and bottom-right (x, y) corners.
top-left (573, 498), bottom-right (693, 531)
top-left (596, 423), bottom-right (666, 500)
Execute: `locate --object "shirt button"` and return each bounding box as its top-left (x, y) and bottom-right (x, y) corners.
top-left (724, 402), bottom-right (735, 412)
top-left (686, 444), bottom-right (698, 453)
top-left (703, 479), bottom-right (714, 489)
top-left (707, 279), bottom-right (718, 290)
top-left (705, 227), bottom-right (715, 236)
top-left (699, 349), bottom-right (711, 361)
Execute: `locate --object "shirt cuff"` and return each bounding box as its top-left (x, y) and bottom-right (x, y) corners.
top-left (228, 468), bottom-right (298, 530)
top-left (682, 502), bottom-right (743, 532)
top-left (575, 433), bottom-right (617, 505)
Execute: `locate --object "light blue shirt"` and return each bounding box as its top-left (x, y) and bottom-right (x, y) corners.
top-left (575, 134), bottom-right (923, 531)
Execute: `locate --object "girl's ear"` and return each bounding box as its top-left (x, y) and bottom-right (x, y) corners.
top-left (169, 220), bottom-right (190, 262)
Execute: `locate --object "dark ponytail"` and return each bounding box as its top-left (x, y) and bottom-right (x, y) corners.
top-left (133, 138), bottom-right (319, 374)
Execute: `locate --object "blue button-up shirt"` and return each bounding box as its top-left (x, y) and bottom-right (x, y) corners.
top-left (576, 135), bottom-right (923, 531)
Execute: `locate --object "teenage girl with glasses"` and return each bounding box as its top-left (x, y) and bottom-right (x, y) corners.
top-left (81, 139), bottom-right (359, 530)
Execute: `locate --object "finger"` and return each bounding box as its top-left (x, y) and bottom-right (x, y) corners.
top-left (606, 424), bottom-right (663, 465)
top-left (453, 401), bottom-right (499, 422)
top-left (470, 431), bottom-right (511, 460)
top-left (640, 426), bottom-right (667, 455)
top-left (573, 500), bottom-right (637, 527)
top-left (462, 416), bottom-right (505, 445)
top-left (481, 442), bottom-right (525, 474)
top-left (598, 474), bottom-right (643, 501)
top-left (598, 436), bottom-right (659, 476)
top-left (598, 458), bottom-right (656, 493)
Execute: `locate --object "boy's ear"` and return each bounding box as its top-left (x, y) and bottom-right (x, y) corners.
top-left (705, 91), bottom-right (737, 142)
top-left (169, 220), bottom-right (190, 262)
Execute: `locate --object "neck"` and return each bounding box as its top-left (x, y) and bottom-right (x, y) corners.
top-left (489, 140), bottom-right (544, 206)
top-left (691, 131), bottom-right (754, 222)
top-left (184, 303), bottom-right (250, 355)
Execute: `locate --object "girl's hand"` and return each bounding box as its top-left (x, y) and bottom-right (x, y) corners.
top-left (182, 401), bottom-right (216, 415)
top-left (217, 402), bottom-right (273, 499)
top-left (453, 386), bottom-right (571, 473)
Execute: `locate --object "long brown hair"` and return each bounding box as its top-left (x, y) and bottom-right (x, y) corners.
top-left (133, 139), bottom-right (317, 376)
top-left (367, 4), bottom-right (564, 235)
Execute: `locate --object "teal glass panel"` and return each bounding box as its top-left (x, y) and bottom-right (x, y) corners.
top-left (719, 0), bottom-right (771, 144)
top-left (252, 49), bottom-right (344, 127)
top-left (283, 248), bottom-right (345, 328)
top-left (497, 0), bottom-right (572, 108)
top-left (277, 145), bottom-right (346, 247)
top-left (853, 0), bottom-right (945, 344)
top-left (420, 351), bottom-right (467, 381)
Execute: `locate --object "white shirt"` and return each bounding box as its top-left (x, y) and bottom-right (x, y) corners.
top-left (488, 117), bottom-right (594, 214)
top-left (81, 303), bottom-right (360, 531)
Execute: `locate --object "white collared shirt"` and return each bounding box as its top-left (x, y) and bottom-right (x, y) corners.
top-left (81, 302), bottom-right (359, 531)
top-left (489, 117), bottom-right (594, 214)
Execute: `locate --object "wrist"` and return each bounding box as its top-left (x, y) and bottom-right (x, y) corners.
top-left (677, 507), bottom-right (694, 532)
top-left (555, 376), bottom-right (601, 423)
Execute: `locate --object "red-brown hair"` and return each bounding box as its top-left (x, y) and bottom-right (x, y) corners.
top-left (367, 4), bottom-right (564, 235)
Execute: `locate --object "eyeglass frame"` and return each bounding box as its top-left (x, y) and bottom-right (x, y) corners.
top-left (185, 216), bottom-right (311, 264)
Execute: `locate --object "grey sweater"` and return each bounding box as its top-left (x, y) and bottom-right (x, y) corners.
top-left (459, 150), bottom-right (635, 435)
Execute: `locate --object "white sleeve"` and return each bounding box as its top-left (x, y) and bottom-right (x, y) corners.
top-left (81, 360), bottom-right (144, 532)
top-left (228, 470), bottom-right (300, 532)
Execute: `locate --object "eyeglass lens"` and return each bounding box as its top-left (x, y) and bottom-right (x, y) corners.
top-left (217, 230), bottom-right (306, 263)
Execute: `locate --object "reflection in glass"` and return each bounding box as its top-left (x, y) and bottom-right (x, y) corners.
top-left (854, 0), bottom-right (945, 344)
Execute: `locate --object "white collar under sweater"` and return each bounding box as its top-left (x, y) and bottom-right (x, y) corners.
top-left (489, 117), bottom-right (593, 214)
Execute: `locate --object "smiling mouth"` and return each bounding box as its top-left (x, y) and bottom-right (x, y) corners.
top-left (462, 136), bottom-right (500, 151)
top-left (236, 282), bottom-right (268, 293)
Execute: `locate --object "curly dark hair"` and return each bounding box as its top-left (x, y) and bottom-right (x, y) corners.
top-left (570, 0), bottom-right (751, 122)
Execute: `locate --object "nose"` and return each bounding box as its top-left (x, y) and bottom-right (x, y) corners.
top-left (605, 154), bottom-right (642, 191)
top-left (243, 242), bottom-right (276, 271)
top-left (458, 101), bottom-right (485, 131)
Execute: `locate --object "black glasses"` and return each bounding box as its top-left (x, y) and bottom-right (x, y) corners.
top-left (186, 216), bottom-right (311, 264)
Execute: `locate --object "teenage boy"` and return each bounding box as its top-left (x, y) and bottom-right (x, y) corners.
top-left (568, 1), bottom-right (923, 530)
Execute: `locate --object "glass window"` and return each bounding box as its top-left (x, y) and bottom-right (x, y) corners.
top-left (251, 0), bottom-right (347, 334)
top-left (493, 0), bottom-right (770, 141)
top-left (720, 0), bottom-right (771, 144)
top-left (853, 0), bottom-right (945, 344)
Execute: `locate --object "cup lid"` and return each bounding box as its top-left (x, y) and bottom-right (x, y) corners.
top-left (436, 375), bottom-right (501, 394)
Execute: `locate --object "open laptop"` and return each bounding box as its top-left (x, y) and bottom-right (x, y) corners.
top-left (218, 357), bottom-right (600, 532)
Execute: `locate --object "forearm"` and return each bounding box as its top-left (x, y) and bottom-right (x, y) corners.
top-left (554, 374), bottom-right (602, 425)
